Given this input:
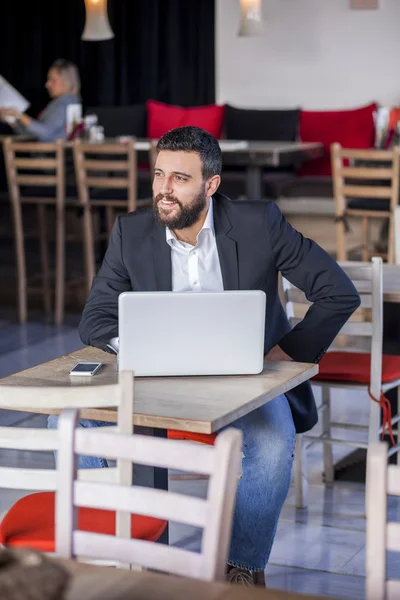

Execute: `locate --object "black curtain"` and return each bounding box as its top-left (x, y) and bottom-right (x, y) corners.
top-left (0, 0), bottom-right (215, 116)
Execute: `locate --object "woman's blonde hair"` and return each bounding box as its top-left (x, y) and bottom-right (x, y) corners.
top-left (50, 59), bottom-right (81, 97)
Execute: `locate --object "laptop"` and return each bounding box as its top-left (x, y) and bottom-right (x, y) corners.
top-left (118, 290), bottom-right (266, 377)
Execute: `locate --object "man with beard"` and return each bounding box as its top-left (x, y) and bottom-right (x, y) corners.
top-left (76, 126), bottom-right (360, 586)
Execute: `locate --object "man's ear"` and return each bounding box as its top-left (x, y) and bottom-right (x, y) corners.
top-left (206, 175), bottom-right (221, 197)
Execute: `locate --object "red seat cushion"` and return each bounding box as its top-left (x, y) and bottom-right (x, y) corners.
top-left (0, 491), bottom-right (167, 553)
top-left (167, 430), bottom-right (217, 445)
top-left (313, 352), bottom-right (400, 384)
top-left (299, 102), bottom-right (377, 176)
top-left (147, 100), bottom-right (225, 139)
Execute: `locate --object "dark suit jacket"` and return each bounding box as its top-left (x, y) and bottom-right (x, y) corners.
top-left (79, 193), bottom-right (360, 433)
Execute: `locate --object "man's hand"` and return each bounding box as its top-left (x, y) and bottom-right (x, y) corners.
top-left (264, 345), bottom-right (293, 361)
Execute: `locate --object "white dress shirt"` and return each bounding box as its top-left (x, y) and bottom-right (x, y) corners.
top-left (166, 197), bottom-right (224, 293)
top-left (109, 198), bottom-right (223, 352)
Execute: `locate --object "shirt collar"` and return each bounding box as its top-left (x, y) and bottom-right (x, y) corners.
top-left (166, 197), bottom-right (215, 245)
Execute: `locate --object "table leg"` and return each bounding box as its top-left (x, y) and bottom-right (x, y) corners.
top-left (246, 166), bottom-right (262, 200)
top-left (134, 426), bottom-right (169, 545)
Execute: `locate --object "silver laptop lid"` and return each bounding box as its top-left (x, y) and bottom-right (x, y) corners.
top-left (118, 290), bottom-right (266, 377)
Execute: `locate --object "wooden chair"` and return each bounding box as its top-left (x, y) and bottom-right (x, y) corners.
top-left (3, 137), bottom-right (82, 326)
top-left (56, 409), bottom-right (242, 581)
top-left (395, 206), bottom-right (400, 264)
top-left (282, 258), bottom-right (400, 508)
top-left (73, 139), bottom-right (152, 292)
top-left (0, 372), bottom-right (166, 554)
top-left (331, 143), bottom-right (400, 263)
top-left (366, 441), bottom-right (400, 600)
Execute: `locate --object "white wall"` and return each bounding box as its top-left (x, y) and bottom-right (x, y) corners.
top-left (216, 0), bottom-right (400, 109)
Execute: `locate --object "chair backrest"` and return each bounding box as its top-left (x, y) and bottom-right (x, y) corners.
top-left (56, 410), bottom-right (242, 582)
top-left (395, 206), bottom-right (400, 265)
top-left (331, 143), bottom-right (400, 215)
top-left (0, 371), bottom-right (133, 493)
top-left (366, 442), bottom-right (400, 600)
top-left (73, 139), bottom-right (138, 212)
top-left (282, 257), bottom-right (383, 397)
top-left (3, 137), bottom-right (65, 206)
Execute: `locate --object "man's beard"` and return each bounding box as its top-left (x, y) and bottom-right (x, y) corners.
top-left (153, 187), bottom-right (207, 230)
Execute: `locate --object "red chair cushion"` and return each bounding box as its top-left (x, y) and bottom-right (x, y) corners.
top-left (313, 352), bottom-right (400, 384)
top-left (146, 100), bottom-right (225, 139)
top-left (167, 430), bottom-right (217, 445)
top-left (0, 491), bottom-right (167, 553)
top-left (299, 102), bottom-right (377, 177)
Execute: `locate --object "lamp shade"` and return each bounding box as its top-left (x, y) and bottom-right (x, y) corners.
top-left (82, 0), bottom-right (114, 41)
top-left (238, 0), bottom-right (264, 36)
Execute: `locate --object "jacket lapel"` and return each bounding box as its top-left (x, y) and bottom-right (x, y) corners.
top-left (151, 221), bottom-right (172, 291)
top-left (213, 193), bottom-right (239, 290)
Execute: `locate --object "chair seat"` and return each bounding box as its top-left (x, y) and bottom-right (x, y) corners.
top-left (313, 352), bottom-right (400, 384)
top-left (0, 491), bottom-right (167, 553)
top-left (347, 198), bottom-right (390, 211)
top-left (167, 430), bottom-right (217, 445)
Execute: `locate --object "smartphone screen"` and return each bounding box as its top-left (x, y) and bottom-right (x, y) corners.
top-left (70, 362), bottom-right (102, 375)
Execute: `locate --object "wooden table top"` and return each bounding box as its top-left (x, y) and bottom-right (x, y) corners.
top-left (0, 346), bottom-right (318, 433)
top-left (59, 558), bottom-right (336, 600)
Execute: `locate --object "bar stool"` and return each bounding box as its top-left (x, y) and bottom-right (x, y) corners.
top-left (3, 138), bottom-right (81, 326)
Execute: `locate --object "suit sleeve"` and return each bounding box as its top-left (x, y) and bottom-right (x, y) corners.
top-left (78, 217), bottom-right (132, 351)
top-left (265, 201), bottom-right (361, 363)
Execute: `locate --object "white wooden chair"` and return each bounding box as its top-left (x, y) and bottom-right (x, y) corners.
top-left (282, 257), bottom-right (400, 508)
top-left (0, 372), bottom-right (166, 554)
top-left (366, 442), bottom-right (400, 600)
top-left (55, 408), bottom-right (242, 582)
top-left (395, 206), bottom-right (400, 265)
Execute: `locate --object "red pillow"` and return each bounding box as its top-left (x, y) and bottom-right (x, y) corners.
top-left (147, 100), bottom-right (225, 139)
top-left (299, 102), bottom-right (377, 176)
top-left (313, 352), bottom-right (400, 384)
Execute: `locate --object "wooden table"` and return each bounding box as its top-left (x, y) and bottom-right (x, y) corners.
top-left (57, 558), bottom-right (337, 600)
top-left (0, 346), bottom-right (318, 434)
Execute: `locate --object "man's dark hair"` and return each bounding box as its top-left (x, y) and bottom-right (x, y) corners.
top-left (156, 126), bottom-right (222, 180)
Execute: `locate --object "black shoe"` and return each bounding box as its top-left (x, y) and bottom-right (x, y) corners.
top-left (226, 566), bottom-right (265, 587)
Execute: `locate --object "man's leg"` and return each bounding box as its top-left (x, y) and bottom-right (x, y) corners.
top-left (225, 393), bottom-right (296, 579)
top-left (47, 415), bottom-right (111, 469)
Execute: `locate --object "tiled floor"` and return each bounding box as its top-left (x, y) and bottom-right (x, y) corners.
top-left (0, 311), bottom-right (399, 600)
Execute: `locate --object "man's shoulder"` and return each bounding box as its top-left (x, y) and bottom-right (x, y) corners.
top-left (119, 206), bottom-right (155, 236)
top-left (215, 193), bottom-right (280, 221)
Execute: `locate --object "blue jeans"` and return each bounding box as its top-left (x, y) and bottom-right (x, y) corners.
top-left (47, 393), bottom-right (295, 571)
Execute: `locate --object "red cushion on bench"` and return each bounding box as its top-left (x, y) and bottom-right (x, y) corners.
top-left (299, 103), bottom-right (377, 176)
top-left (313, 352), bottom-right (400, 384)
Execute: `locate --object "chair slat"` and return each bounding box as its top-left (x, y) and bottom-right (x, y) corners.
top-left (73, 531), bottom-right (204, 579)
top-left (0, 383), bottom-right (126, 409)
top-left (85, 177), bottom-right (129, 188)
top-left (342, 167), bottom-right (394, 179)
top-left (82, 160), bottom-right (129, 171)
top-left (0, 426), bottom-right (58, 451)
top-left (74, 481), bottom-right (208, 528)
top-left (387, 580), bottom-right (400, 600)
top-left (79, 144), bottom-right (135, 154)
top-left (15, 175), bottom-right (58, 186)
top-left (0, 466), bottom-right (57, 491)
top-left (74, 429), bottom-right (215, 475)
top-left (14, 159), bottom-right (57, 169)
top-left (387, 522), bottom-right (400, 552)
top-left (339, 149), bottom-right (395, 161)
top-left (341, 185), bottom-right (392, 199)
top-left (387, 464), bottom-right (400, 495)
top-left (286, 288), bottom-right (372, 308)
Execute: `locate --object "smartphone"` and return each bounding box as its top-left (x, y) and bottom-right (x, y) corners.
top-left (69, 362), bottom-right (102, 376)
